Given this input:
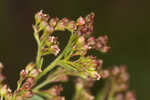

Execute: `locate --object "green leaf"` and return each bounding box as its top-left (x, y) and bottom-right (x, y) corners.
top-left (27, 95), bottom-right (44, 100)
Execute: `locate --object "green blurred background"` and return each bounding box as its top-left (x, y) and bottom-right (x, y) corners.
top-left (0, 0), bottom-right (149, 100)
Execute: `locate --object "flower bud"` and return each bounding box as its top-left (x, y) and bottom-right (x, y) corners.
top-left (101, 70), bottom-right (110, 79)
top-left (111, 66), bottom-right (120, 76)
top-left (125, 91), bottom-right (136, 100)
top-left (120, 72), bottom-right (129, 82)
top-left (97, 35), bottom-right (108, 44)
top-left (85, 12), bottom-right (95, 23)
top-left (23, 91), bottom-right (33, 98)
top-left (87, 37), bottom-right (96, 47)
top-left (78, 36), bottom-right (85, 44)
top-left (62, 17), bottom-right (70, 24)
top-left (95, 35), bottom-right (110, 52)
top-left (55, 20), bottom-right (66, 31)
top-left (35, 10), bottom-right (49, 24)
top-left (93, 72), bottom-right (101, 80)
top-left (45, 25), bottom-right (54, 34)
top-left (88, 71), bottom-right (101, 80)
top-left (50, 45), bottom-right (60, 56)
top-left (22, 78), bottom-right (35, 90)
top-left (79, 24), bottom-right (89, 34)
top-left (67, 21), bottom-right (77, 31)
top-left (49, 18), bottom-right (59, 27)
top-left (101, 46), bottom-right (110, 53)
top-left (45, 85), bottom-right (63, 96)
top-left (20, 69), bottom-right (28, 79)
top-left (115, 83), bottom-right (128, 92)
top-left (47, 36), bottom-right (58, 44)
top-left (35, 10), bottom-right (43, 24)
top-left (77, 16), bottom-right (85, 25)
top-left (25, 63), bottom-right (35, 72)
top-left (29, 69), bottom-right (41, 78)
top-left (40, 21), bottom-right (48, 30)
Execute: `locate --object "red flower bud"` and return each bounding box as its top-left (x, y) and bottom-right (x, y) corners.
top-left (49, 17), bottom-right (59, 27)
top-left (77, 16), bottom-right (85, 26)
top-left (111, 66), bottom-right (120, 76)
top-left (20, 69), bottom-right (28, 79)
top-left (85, 12), bottom-right (95, 23)
top-left (23, 91), bottom-right (33, 98)
top-left (67, 21), bottom-right (77, 31)
top-left (101, 70), bottom-right (110, 79)
top-left (22, 78), bottom-right (35, 90)
top-left (45, 25), bottom-right (54, 34)
top-left (51, 45), bottom-right (60, 56)
top-left (35, 10), bottom-right (49, 24)
top-left (30, 69), bottom-right (41, 78)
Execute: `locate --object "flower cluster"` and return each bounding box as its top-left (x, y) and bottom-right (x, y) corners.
top-left (15, 63), bottom-right (41, 99)
top-left (0, 63), bottom-right (12, 100)
top-left (73, 78), bottom-right (95, 100)
top-left (63, 56), bottom-right (103, 80)
top-left (33, 10), bottom-right (110, 81)
top-left (0, 10), bottom-right (136, 100)
top-left (42, 85), bottom-right (65, 100)
top-left (99, 65), bottom-right (136, 100)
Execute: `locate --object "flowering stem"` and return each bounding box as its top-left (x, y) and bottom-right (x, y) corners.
top-left (33, 89), bottom-right (52, 98)
top-left (12, 77), bottom-right (24, 100)
top-left (35, 33), bottom-right (75, 80)
top-left (36, 44), bottom-right (42, 69)
top-left (34, 75), bottom-right (58, 90)
top-left (72, 86), bottom-right (82, 100)
top-left (33, 26), bottom-right (42, 69)
top-left (35, 54), bottom-right (61, 80)
top-left (108, 78), bottom-right (115, 100)
top-left (95, 81), bottom-right (109, 100)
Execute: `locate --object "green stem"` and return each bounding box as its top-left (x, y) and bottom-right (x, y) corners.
top-left (33, 89), bottom-right (52, 99)
top-left (33, 30), bottom-right (40, 46)
top-left (108, 78), bottom-right (115, 100)
top-left (36, 45), bottom-right (42, 68)
top-left (72, 85), bottom-right (82, 100)
top-left (95, 82), bottom-right (109, 100)
top-left (35, 33), bottom-right (75, 80)
top-left (12, 78), bottom-right (23, 100)
top-left (63, 33), bottom-right (78, 59)
top-left (33, 26), bottom-right (42, 69)
top-left (1, 95), bottom-right (4, 100)
top-left (34, 75), bottom-right (58, 90)
top-left (35, 55), bottom-right (61, 81)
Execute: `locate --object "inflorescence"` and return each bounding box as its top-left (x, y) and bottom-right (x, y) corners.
top-left (0, 10), bottom-right (136, 100)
